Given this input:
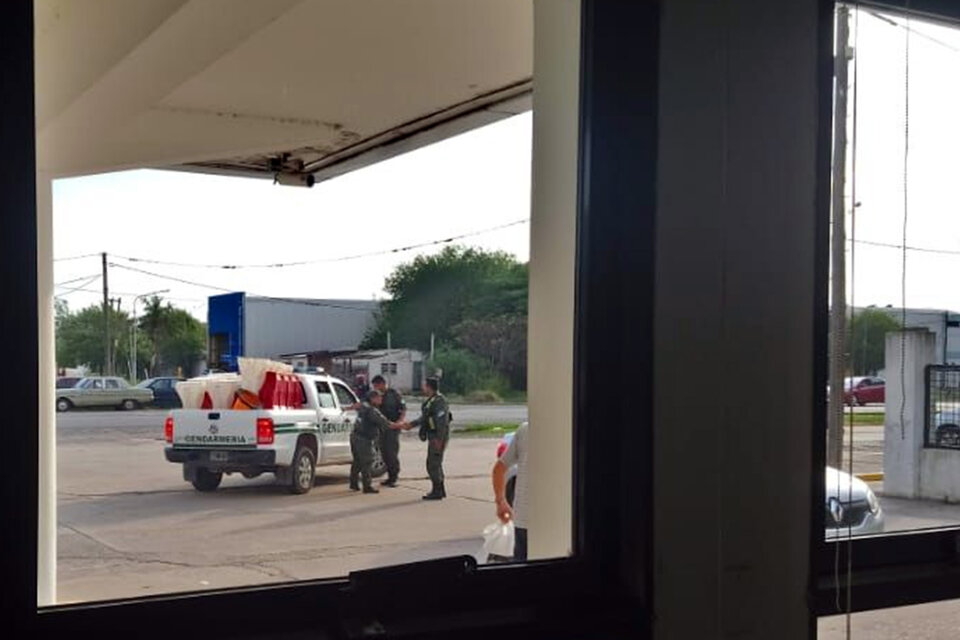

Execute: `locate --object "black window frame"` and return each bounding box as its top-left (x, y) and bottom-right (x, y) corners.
top-left (812, 0), bottom-right (960, 616)
top-left (4, 4), bottom-right (658, 636)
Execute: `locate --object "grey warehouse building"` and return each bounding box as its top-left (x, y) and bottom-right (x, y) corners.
top-left (207, 292), bottom-right (378, 372)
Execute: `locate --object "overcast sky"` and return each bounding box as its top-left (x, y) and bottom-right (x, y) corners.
top-left (841, 10), bottom-right (960, 312)
top-left (53, 112), bottom-right (532, 320)
top-left (53, 9), bottom-right (960, 322)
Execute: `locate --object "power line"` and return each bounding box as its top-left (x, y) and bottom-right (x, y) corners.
top-left (109, 262), bottom-right (375, 312)
top-left (53, 252), bottom-right (100, 263)
top-left (53, 285), bottom-right (202, 302)
top-left (109, 218), bottom-right (530, 270)
top-left (852, 238), bottom-right (960, 256)
top-left (54, 275), bottom-right (101, 298)
top-left (866, 10), bottom-right (960, 54)
top-left (55, 273), bottom-right (101, 287)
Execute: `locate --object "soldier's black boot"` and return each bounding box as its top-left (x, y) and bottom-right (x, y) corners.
top-left (439, 482), bottom-right (446, 498)
top-left (422, 482), bottom-right (444, 500)
top-left (380, 477), bottom-right (398, 487)
top-left (363, 484), bottom-right (379, 494)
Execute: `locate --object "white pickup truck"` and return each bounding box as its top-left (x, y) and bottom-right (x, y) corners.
top-left (164, 372), bottom-right (384, 493)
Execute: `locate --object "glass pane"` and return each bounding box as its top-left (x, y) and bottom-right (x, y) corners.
top-left (36, 0), bottom-right (591, 609)
top-left (315, 382), bottom-right (336, 409)
top-left (826, 6), bottom-right (960, 540)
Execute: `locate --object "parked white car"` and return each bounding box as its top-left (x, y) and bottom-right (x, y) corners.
top-left (164, 372), bottom-right (384, 493)
top-left (824, 466), bottom-right (884, 538)
top-left (495, 434), bottom-right (884, 538)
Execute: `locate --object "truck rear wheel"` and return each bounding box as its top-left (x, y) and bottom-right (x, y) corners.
top-left (289, 444), bottom-right (316, 494)
top-left (370, 439), bottom-right (387, 478)
top-left (191, 468), bottom-right (222, 492)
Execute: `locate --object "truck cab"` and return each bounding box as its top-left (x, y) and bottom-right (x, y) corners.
top-left (164, 373), bottom-right (383, 493)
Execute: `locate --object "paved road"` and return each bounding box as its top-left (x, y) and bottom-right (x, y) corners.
top-left (56, 401), bottom-right (528, 436)
top-left (55, 409), bottom-right (960, 605)
top-left (819, 599), bottom-right (960, 639)
top-left (56, 417), bottom-right (505, 604)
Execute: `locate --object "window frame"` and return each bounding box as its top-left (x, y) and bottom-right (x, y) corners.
top-left (6, 3), bottom-right (658, 636)
top-left (812, 0), bottom-right (960, 616)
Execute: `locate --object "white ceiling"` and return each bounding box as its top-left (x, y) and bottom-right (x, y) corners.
top-left (35, 0), bottom-right (532, 181)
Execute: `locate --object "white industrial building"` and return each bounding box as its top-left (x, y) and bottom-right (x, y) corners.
top-left (331, 348), bottom-right (426, 393)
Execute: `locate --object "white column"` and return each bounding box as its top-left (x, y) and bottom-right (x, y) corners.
top-left (883, 329), bottom-right (936, 499)
top-left (526, 0), bottom-right (580, 559)
top-left (37, 172), bottom-right (57, 606)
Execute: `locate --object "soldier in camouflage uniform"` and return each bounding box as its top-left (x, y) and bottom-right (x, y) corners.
top-left (405, 377), bottom-right (450, 501)
top-left (349, 390), bottom-right (396, 494)
top-left (371, 375), bottom-right (406, 487)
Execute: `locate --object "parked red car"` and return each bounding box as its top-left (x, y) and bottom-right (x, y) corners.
top-left (844, 376), bottom-right (885, 406)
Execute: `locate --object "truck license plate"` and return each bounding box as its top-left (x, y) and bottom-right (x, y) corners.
top-left (210, 451), bottom-right (229, 462)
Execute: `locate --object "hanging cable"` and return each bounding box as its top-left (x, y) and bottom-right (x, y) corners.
top-left (851, 238), bottom-right (960, 256)
top-left (844, 6), bottom-right (861, 636)
top-left (109, 262), bottom-right (375, 312)
top-left (54, 275), bottom-right (101, 298)
top-left (109, 218), bottom-right (529, 270)
top-left (54, 273), bottom-right (101, 287)
top-left (900, 7), bottom-right (911, 444)
top-left (53, 252), bottom-right (100, 263)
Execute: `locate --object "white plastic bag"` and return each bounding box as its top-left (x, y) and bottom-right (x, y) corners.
top-left (480, 520), bottom-right (515, 562)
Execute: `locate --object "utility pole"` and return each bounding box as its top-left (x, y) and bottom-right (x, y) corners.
top-left (430, 332), bottom-right (435, 362)
top-left (828, 6), bottom-right (851, 470)
top-left (102, 252), bottom-right (111, 376)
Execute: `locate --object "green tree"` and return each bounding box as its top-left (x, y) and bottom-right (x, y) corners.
top-left (453, 315), bottom-right (527, 390)
top-left (137, 297), bottom-right (206, 376)
top-left (56, 303), bottom-right (140, 377)
top-left (427, 346), bottom-right (507, 396)
top-left (850, 309), bottom-right (901, 375)
top-left (362, 246), bottom-right (528, 352)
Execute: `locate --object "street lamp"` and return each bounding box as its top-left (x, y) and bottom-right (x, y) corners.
top-left (130, 289), bottom-right (169, 382)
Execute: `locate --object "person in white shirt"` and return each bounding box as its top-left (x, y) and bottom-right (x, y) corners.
top-left (491, 421), bottom-right (528, 560)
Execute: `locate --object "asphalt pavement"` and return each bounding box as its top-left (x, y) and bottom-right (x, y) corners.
top-left (56, 412), bottom-right (509, 604)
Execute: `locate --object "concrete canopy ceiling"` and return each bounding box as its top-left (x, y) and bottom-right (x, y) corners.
top-left (35, 0), bottom-right (532, 182)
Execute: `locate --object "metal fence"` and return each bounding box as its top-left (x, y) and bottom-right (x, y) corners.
top-left (924, 365), bottom-right (960, 449)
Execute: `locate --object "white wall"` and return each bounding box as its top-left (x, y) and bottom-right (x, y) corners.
top-left (883, 329), bottom-right (935, 499)
top-left (920, 450), bottom-right (960, 502)
top-left (525, 0), bottom-right (579, 561)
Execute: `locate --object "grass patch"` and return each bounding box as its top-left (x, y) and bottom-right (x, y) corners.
top-left (453, 422), bottom-right (520, 437)
top-left (845, 412), bottom-right (884, 426)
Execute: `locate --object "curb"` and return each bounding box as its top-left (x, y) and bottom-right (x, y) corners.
top-left (855, 472), bottom-right (884, 482)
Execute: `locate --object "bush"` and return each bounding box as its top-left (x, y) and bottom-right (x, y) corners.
top-left (428, 346), bottom-right (509, 396)
top-left (465, 389), bottom-right (503, 404)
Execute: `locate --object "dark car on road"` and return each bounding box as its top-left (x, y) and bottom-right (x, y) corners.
top-left (136, 377), bottom-right (186, 408)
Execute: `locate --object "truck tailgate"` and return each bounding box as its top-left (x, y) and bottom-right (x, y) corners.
top-left (170, 410), bottom-right (261, 448)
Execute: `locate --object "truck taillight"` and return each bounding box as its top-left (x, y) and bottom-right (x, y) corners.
top-left (257, 418), bottom-right (274, 445)
top-left (164, 416), bottom-right (174, 443)
top-left (496, 441), bottom-right (507, 458)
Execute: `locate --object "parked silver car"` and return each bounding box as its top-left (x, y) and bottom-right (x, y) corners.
top-left (494, 434), bottom-right (884, 538)
top-left (56, 376), bottom-right (154, 412)
top-left (824, 466), bottom-right (884, 538)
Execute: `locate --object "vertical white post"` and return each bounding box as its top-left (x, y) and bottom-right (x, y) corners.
top-left (526, 0), bottom-right (580, 560)
top-left (883, 328), bottom-right (936, 498)
top-left (37, 173), bottom-right (57, 606)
